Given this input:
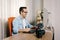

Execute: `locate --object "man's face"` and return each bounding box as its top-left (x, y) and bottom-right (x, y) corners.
top-left (21, 9), bottom-right (28, 18)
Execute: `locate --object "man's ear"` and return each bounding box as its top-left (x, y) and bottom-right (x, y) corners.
top-left (20, 12), bottom-right (22, 14)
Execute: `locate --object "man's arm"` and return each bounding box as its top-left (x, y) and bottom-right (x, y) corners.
top-left (13, 19), bottom-right (19, 34)
top-left (13, 20), bottom-right (30, 33)
top-left (18, 28), bottom-right (31, 33)
top-left (27, 21), bottom-right (36, 29)
top-left (13, 21), bottom-right (31, 33)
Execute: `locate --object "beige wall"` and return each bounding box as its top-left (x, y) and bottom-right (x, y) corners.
top-left (43, 0), bottom-right (60, 40)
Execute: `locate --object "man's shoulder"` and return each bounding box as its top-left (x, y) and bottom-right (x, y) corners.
top-left (13, 16), bottom-right (21, 22)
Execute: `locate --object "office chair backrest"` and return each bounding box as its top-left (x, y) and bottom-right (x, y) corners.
top-left (8, 17), bottom-right (15, 36)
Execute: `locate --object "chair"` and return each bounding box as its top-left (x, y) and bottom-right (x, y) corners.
top-left (8, 17), bottom-right (15, 36)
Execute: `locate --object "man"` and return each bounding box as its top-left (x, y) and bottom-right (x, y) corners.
top-left (13, 7), bottom-right (33, 34)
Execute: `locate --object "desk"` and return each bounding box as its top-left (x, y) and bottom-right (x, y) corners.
top-left (3, 30), bottom-right (53, 40)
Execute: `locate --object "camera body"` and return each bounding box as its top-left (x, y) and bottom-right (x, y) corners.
top-left (36, 23), bottom-right (45, 38)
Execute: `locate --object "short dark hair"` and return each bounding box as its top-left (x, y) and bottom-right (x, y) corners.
top-left (19, 7), bottom-right (27, 14)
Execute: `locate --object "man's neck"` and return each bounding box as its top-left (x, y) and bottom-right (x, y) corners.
top-left (20, 15), bottom-right (25, 19)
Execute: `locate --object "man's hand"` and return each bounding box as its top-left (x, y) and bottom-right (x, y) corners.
top-left (18, 28), bottom-right (31, 33)
top-left (23, 28), bottom-right (30, 32)
top-left (31, 26), bottom-right (37, 29)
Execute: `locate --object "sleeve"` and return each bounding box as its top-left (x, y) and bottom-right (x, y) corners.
top-left (12, 19), bottom-right (19, 34)
top-left (27, 21), bottom-right (33, 28)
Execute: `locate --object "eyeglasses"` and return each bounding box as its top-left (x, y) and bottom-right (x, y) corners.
top-left (23, 12), bottom-right (28, 13)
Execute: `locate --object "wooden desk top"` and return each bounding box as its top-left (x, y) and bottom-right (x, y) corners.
top-left (3, 30), bottom-right (53, 40)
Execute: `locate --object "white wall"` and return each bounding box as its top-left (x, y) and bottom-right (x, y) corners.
top-left (26, 0), bottom-right (43, 23)
top-left (54, 0), bottom-right (60, 40)
top-left (0, 0), bottom-right (1, 39)
top-left (43, 0), bottom-right (55, 26)
top-left (43, 0), bottom-right (60, 40)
